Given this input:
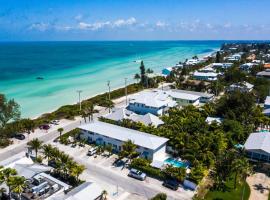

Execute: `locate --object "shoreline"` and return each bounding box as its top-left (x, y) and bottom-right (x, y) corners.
top-left (27, 48), bottom-right (219, 120)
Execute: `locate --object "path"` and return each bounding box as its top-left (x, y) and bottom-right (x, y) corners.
top-left (246, 172), bottom-right (270, 200)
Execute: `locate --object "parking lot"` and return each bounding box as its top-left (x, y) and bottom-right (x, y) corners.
top-left (51, 142), bottom-right (195, 200)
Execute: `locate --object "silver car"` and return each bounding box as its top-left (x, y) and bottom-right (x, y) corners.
top-left (128, 168), bottom-right (146, 181)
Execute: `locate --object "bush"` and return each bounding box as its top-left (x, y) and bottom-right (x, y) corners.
top-left (150, 193), bottom-right (167, 200)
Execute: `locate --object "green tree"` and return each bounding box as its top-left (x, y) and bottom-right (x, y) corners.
top-left (162, 165), bottom-right (186, 182)
top-left (1, 168), bottom-right (17, 199)
top-left (232, 157), bottom-right (252, 189)
top-left (57, 127), bottom-right (64, 138)
top-left (42, 144), bottom-right (54, 164)
top-left (189, 163), bottom-right (206, 184)
top-left (70, 164), bottom-right (86, 183)
top-left (119, 140), bottom-right (137, 160)
top-left (215, 51), bottom-right (221, 63)
top-left (150, 193), bottom-right (167, 200)
top-left (9, 176), bottom-right (26, 200)
top-left (21, 118), bottom-right (35, 140)
top-left (0, 94), bottom-right (20, 129)
top-left (140, 61), bottom-right (146, 86)
top-left (27, 138), bottom-right (43, 158)
top-left (134, 73), bottom-right (141, 83)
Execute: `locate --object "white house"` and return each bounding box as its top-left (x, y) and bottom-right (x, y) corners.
top-left (79, 121), bottom-right (169, 161)
top-left (240, 63), bottom-right (257, 71)
top-left (263, 96), bottom-right (270, 116)
top-left (168, 90), bottom-right (200, 106)
top-left (227, 81), bottom-right (254, 93)
top-left (193, 71), bottom-right (218, 81)
top-left (169, 89), bottom-right (214, 103)
top-left (244, 132), bottom-right (270, 163)
top-left (127, 90), bottom-right (176, 115)
top-left (212, 63), bottom-right (233, 69)
top-left (226, 54), bottom-right (241, 62)
top-left (103, 108), bottom-right (164, 127)
top-left (257, 69), bottom-right (270, 79)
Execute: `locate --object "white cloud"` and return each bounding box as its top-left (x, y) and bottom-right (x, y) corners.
top-left (224, 22), bottom-right (232, 28)
top-left (113, 17), bottom-right (137, 27)
top-left (156, 21), bottom-right (168, 28)
top-left (75, 14), bottom-right (83, 20)
top-left (28, 22), bottom-right (50, 31)
top-left (78, 21), bottom-right (111, 30)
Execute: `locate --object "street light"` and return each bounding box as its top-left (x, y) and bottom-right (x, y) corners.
top-left (76, 90), bottom-right (82, 111)
top-left (107, 81), bottom-right (111, 101)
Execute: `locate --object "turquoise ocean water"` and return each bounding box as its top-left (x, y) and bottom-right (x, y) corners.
top-left (0, 41), bottom-right (221, 118)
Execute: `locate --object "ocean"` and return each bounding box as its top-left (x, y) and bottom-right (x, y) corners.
top-left (0, 41), bottom-right (222, 118)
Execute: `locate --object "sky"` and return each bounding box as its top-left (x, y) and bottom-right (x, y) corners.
top-left (0, 0), bottom-right (270, 41)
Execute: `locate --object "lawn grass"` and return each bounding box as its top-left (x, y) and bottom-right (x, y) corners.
top-left (204, 176), bottom-right (250, 200)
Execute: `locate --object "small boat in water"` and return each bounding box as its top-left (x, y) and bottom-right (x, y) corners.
top-left (36, 77), bottom-right (44, 80)
top-left (133, 60), bottom-right (142, 63)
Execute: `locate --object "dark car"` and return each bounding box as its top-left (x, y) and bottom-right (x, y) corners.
top-left (163, 179), bottom-right (179, 190)
top-left (39, 124), bottom-right (50, 130)
top-left (14, 134), bottom-right (26, 140)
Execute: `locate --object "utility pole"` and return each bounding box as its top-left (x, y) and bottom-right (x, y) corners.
top-left (107, 81), bottom-right (111, 101)
top-left (125, 78), bottom-right (128, 105)
top-left (76, 90), bottom-right (82, 111)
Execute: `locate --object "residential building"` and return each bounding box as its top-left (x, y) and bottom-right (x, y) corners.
top-left (212, 63), bottom-right (233, 69)
top-left (168, 89), bottom-right (214, 104)
top-left (226, 54), bottom-right (241, 62)
top-left (257, 69), bottom-right (270, 79)
top-left (193, 71), bottom-right (218, 81)
top-left (168, 90), bottom-right (200, 106)
top-left (103, 108), bottom-right (164, 127)
top-left (162, 67), bottom-right (173, 76)
top-left (127, 90), bottom-right (176, 115)
top-left (240, 63), bottom-right (257, 71)
top-left (263, 96), bottom-right (270, 116)
top-left (244, 132), bottom-right (270, 163)
top-left (205, 117), bottom-right (223, 125)
top-left (51, 182), bottom-right (102, 200)
top-left (227, 81), bottom-right (254, 93)
top-left (264, 63), bottom-right (270, 69)
top-left (79, 121), bottom-right (169, 161)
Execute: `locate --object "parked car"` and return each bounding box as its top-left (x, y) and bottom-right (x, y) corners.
top-left (87, 147), bottom-right (98, 156)
top-left (39, 124), bottom-right (50, 130)
top-left (50, 120), bottom-right (60, 125)
top-left (14, 134), bottom-right (26, 140)
top-left (128, 168), bottom-right (146, 181)
top-left (163, 179), bottom-right (179, 190)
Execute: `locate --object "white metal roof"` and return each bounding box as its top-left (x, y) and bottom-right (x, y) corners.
top-left (170, 89), bottom-right (214, 98)
top-left (193, 71), bottom-right (218, 77)
top-left (244, 132), bottom-right (270, 154)
top-left (79, 121), bottom-right (168, 150)
top-left (131, 113), bottom-right (164, 127)
top-left (169, 90), bottom-right (200, 101)
top-left (230, 81), bottom-right (254, 89)
top-left (128, 90), bottom-right (176, 108)
top-left (265, 96), bottom-right (270, 106)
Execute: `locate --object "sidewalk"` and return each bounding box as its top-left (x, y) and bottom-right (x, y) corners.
top-left (246, 173), bottom-right (270, 200)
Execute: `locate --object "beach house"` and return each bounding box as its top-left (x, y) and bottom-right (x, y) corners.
top-left (193, 71), bottom-right (218, 81)
top-left (212, 63), bottom-right (233, 69)
top-left (257, 69), bottom-right (270, 79)
top-left (79, 121), bottom-right (169, 161)
top-left (162, 67), bottom-right (173, 76)
top-left (240, 63), bottom-right (257, 71)
top-left (227, 81), bottom-right (254, 93)
top-left (103, 108), bottom-right (164, 127)
top-left (167, 89), bottom-right (214, 105)
top-left (244, 132), bottom-right (270, 163)
top-left (127, 90), bottom-right (176, 115)
top-left (263, 96), bottom-right (270, 116)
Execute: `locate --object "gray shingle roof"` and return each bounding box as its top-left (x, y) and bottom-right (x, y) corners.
top-left (244, 132), bottom-right (270, 154)
top-left (79, 121), bottom-right (168, 150)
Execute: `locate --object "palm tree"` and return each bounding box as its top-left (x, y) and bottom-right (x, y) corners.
top-left (70, 164), bottom-right (86, 183)
top-left (59, 152), bottom-right (73, 178)
top-left (232, 157), bottom-right (252, 189)
top-left (27, 138), bottom-right (43, 158)
top-left (101, 190), bottom-right (108, 200)
top-left (119, 140), bottom-right (137, 161)
top-left (134, 73), bottom-right (140, 83)
top-left (42, 144), bottom-right (54, 164)
top-left (81, 111), bottom-right (88, 123)
top-left (21, 118), bottom-right (35, 141)
top-left (9, 176), bottom-right (26, 200)
top-left (57, 128), bottom-right (64, 138)
top-left (84, 102), bottom-right (95, 122)
top-left (104, 99), bottom-right (114, 113)
top-left (1, 168), bottom-right (17, 199)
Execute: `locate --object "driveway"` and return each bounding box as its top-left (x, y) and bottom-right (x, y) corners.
top-left (53, 143), bottom-right (194, 200)
top-left (246, 173), bottom-right (270, 200)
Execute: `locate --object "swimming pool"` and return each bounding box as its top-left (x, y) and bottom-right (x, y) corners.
top-left (164, 158), bottom-right (189, 168)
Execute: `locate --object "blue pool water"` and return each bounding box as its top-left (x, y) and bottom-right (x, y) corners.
top-left (164, 158), bottom-right (189, 168)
